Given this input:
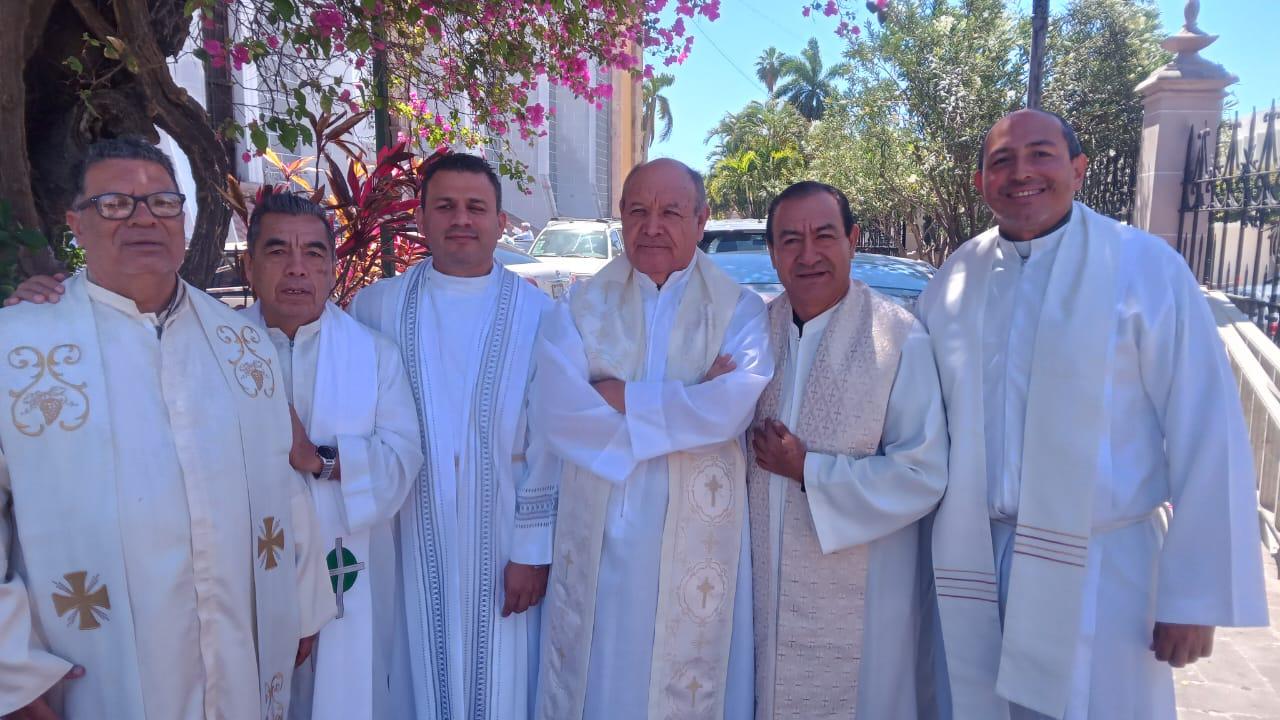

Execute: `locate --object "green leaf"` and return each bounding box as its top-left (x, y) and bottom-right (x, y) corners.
top-left (251, 125), bottom-right (269, 152)
top-left (279, 126), bottom-right (299, 151)
top-left (63, 56), bottom-right (84, 74)
top-left (103, 45), bottom-right (120, 61)
top-left (293, 88), bottom-right (308, 109)
top-left (17, 228), bottom-right (47, 250)
top-left (272, 0), bottom-right (296, 21)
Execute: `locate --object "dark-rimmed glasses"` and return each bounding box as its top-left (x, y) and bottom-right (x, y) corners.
top-left (74, 192), bottom-right (186, 220)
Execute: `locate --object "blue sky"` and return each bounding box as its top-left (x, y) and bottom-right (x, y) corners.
top-left (649, 0), bottom-right (1278, 173)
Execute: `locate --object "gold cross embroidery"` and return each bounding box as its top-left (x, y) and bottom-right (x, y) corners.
top-left (705, 475), bottom-right (723, 507)
top-left (697, 576), bottom-right (715, 609)
top-left (257, 516), bottom-right (285, 570)
top-left (51, 571), bottom-right (110, 630)
top-left (686, 676), bottom-right (704, 706)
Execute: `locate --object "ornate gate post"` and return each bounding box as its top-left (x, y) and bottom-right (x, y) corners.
top-left (1132, 0), bottom-right (1235, 245)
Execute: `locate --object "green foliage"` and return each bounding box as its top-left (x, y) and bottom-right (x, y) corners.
top-left (705, 100), bottom-right (809, 217)
top-left (755, 47), bottom-right (785, 95)
top-left (0, 200), bottom-right (50, 301)
top-left (642, 74), bottom-right (677, 149)
top-left (798, 0), bottom-right (1166, 263)
top-left (773, 38), bottom-right (849, 121)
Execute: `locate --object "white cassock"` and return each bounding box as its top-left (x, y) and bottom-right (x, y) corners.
top-left (0, 274), bottom-right (333, 719)
top-left (918, 203), bottom-right (1269, 719)
top-left (348, 259), bottom-right (555, 719)
top-left (531, 255), bottom-right (772, 720)
top-left (244, 303), bottom-right (422, 720)
top-left (749, 283), bottom-right (948, 719)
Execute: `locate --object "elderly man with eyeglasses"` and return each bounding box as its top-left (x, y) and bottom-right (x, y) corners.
top-left (0, 137), bottom-right (334, 720)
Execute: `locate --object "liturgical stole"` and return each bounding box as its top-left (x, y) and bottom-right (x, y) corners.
top-left (538, 251), bottom-right (746, 720)
top-left (923, 203), bottom-right (1116, 718)
top-left (0, 274), bottom-right (302, 719)
top-left (747, 282), bottom-right (914, 719)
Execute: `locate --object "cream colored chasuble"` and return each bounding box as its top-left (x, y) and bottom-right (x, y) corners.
top-left (538, 252), bottom-right (748, 720)
top-left (0, 274), bottom-right (332, 719)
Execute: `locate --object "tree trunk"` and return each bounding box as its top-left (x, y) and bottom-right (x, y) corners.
top-left (0, 1), bottom-right (61, 275)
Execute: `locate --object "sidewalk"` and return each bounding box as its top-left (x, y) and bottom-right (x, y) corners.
top-left (1176, 546), bottom-right (1280, 719)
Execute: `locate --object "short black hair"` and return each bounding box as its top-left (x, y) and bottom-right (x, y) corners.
top-left (247, 190), bottom-right (335, 255)
top-left (621, 158), bottom-right (708, 212)
top-left (977, 109), bottom-right (1084, 171)
top-left (765, 181), bottom-right (858, 245)
top-left (73, 136), bottom-right (180, 198)
top-left (420, 153), bottom-right (503, 210)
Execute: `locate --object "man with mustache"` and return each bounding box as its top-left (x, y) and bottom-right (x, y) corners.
top-left (917, 109), bottom-right (1269, 719)
top-left (347, 152), bottom-right (556, 719)
top-left (0, 137), bottom-right (333, 719)
top-left (747, 181), bottom-right (948, 719)
top-left (531, 158), bottom-right (772, 720)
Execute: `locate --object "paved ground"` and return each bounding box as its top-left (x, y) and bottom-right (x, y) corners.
top-left (1175, 546), bottom-right (1280, 719)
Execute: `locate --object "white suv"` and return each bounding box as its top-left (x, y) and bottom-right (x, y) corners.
top-left (506, 218), bottom-right (624, 298)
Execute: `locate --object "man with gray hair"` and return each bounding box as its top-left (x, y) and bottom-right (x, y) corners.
top-left (0, 137), bottom-right (333, 719)
top-left (532, 158), bottom-right (772, 719)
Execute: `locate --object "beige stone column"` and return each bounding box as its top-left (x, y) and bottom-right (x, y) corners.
top-left (1132, 0), bottom-right (1236, 245)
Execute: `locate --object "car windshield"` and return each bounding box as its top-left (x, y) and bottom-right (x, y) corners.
top-left (702, 230), bottom-right (767, 253)
top-left (530, 229), bottom-right (609, 259)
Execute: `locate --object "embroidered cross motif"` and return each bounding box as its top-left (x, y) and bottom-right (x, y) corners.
top-left (257, 516), bottom-right (285, 570)
top-left (686, 676), bottom-right (703, 706)
top-left (705, 476), bottom-right (723, 507)
top-left (326, 537), bottom-right (366, 619)
top-left (697, 576), bottom-right (716, 609)
top-left (51, 571), bottom-right (110, 630)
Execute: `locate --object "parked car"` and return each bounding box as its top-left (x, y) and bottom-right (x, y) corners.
top-left (509, 218), bottom-right (624, 297)
top-left (699, 219), bottom-right (768, 254)
top-left (698, 218), bottom-right (934, 307)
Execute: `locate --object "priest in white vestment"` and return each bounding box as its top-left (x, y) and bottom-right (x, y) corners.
top-left (222, 191), bottom-right (422, 720)
top-left (532, 158), bottom-right (772, 720)
top-left (747, 181), bottom-right (948, 719)
top-left (0, 138), bottom-right (333, 719)
top-left (348, 153), bottom-right (555, 719)
top-left (917, 110), bottom-right (1269, 720)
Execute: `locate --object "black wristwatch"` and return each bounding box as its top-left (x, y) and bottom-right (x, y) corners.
top-left (314, 445), bottom-right (338, 481)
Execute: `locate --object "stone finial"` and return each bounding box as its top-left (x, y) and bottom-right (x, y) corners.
top-left (1136, 0), bottom-right (1236, 93)
top-left (1184, 0), bottom-right (1201, 33)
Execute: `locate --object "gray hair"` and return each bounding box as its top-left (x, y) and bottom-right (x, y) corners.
top-left (73, 136), bottom-right (180, 198)
top-left (247, 191), bottom-right (336, 255)
top-left (622, 158), bottom-right (708, 212)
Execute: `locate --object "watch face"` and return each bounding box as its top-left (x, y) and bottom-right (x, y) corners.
top-left (317, 445), bottom-right (338, 461)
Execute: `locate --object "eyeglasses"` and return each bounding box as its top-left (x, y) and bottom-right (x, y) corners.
top-left (74, 192), bottom-right (186, 220)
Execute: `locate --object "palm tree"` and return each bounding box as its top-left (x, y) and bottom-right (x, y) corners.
top-left (755, 47), bottom-right (785, 95)
top-left (641, 73), bottom-right (676, 149)
top-left (774, 37), bottom-right (849, 121)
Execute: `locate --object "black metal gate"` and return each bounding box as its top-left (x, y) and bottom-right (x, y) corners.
top-left (1177, 104), bottom-right (1280, 341)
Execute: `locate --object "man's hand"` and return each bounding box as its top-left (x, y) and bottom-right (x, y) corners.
top-left (752, 419), bottom-right (807, 484)
top-left (295, 633), bottom-right (317, 668)
top-left (3, 273), bottom-right (67, 307)
top-left (702, 353), bottom-right (737, 383)
top-left (288, 405), bottom-right (323, 476)
top-left (502, 561), bottom-right (549, 617)
top-left (9, 665), bottom-right (84, 720)
top-left (1152, 622), bottom-right (1215, 668)
top-left (591, 378), bottom-right (626, 413)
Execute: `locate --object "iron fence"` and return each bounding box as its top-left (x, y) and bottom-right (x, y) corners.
top-left (1081, 144), bottom-right (1138, 224)
top-left (1177, 105), bottom-right (1280, 342)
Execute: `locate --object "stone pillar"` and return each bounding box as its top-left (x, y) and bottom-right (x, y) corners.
top-left (1132, 0), bottom-right (1236, 245)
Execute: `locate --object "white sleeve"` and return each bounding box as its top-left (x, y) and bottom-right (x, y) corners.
top-left (331, 335), bottom-right (423, 534)
top-left (0, 450), bottom-right (74, 714)
top-left (622, 291), bottom-right (774, 461)
top-left (1140, 255), bottom-right (1269, 627)
top-left (291, 470), bottom-right (337, 638)
top-left (512, 362), bottom-right (559, 566)
top-left (802, 323), bottom-right (949, 554)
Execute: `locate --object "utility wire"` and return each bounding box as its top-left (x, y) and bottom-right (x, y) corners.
top-left (689, 16), bottom-right (767, 94)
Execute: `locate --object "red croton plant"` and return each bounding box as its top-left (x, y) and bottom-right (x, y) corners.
top-left (222, 109), bottom-right (448, 306)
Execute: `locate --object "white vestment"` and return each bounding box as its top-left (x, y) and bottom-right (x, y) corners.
top-left (348, 260), bottom-right (555, 720)
top-left (750, 284), bottom-right (948, 719)
top-left (0, 274), bottom-right (333, 719)
top-left (531, 255), bottom-right (772, 720)
top-left (918, 204), bottom-right (1269, 719)
top-left (246, 303), bottom-right (421, 720)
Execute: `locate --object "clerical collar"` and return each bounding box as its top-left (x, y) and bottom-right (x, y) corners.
top-left (637, 262), bottom-right (694, 295)
top-left (1000, 208), bottom-right (1072, 262)
top-left (266, 313), bottom-right (322, 345)
top-left (86, 274), bottom-right (186, 335)
top-left (427, 262), bottom-right (497, 296)
top-left (791, 298), bottom-right (839, 338)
